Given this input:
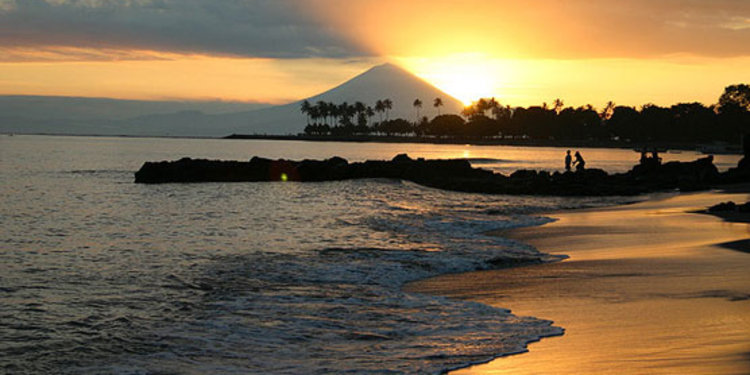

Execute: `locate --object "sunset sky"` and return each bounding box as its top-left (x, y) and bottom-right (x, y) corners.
top-left (1, 0), bottom-right (749, 107)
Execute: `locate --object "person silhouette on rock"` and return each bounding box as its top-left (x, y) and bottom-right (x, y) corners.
top-left (565, 150), bottom-right (572, 172)
top-left (573, 151), bottom-right (585, 171)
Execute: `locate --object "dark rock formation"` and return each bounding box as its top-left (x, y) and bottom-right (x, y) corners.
top-left (708, 201), bottom-right (750, 213)
top-left (626, 156), bottom-right (720, 192)
top-left (135, 154), bottom-right (743, 196)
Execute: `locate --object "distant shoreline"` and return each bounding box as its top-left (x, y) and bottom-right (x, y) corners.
top-left (224, 134), bottom-right (739, 154)
top-left (2, 132), bottom-right (740, 155)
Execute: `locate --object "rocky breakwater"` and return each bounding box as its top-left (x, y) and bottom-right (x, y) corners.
top-left (135, 154), bottom-right (741, 196)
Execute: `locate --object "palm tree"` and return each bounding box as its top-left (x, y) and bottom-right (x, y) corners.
top-left (553, 98), bottom-right (564, 114)
top-left (309, 106), bottom-right (320, 125)
top-left (375, 100), bottom-right (385, 123)
top-left (337, 102), bottom-right (349, 126)
top-left (366, 106), bottom-right (375, 127)
top-left (354, 101), bottom-right (366, 115)
top-left (488, 97), bottom-right (499, 112)
top-left (383, 98), bottom-right (393, 121)
top-left (353, 101), bottom-right (366, 128)
top-left (316, 101), bottom-right (328, 125)
top-left (491, 103), bottom-right (511, 121)
top-left (300, 100), bottom-right (312, 125)
top-left (476, 98), bottom-right (489, 115)
top-left (601, 101), bottom-right (616, 120)
top-left (413, 99), bottom-right (423, 122)
top-left (326, 102), bottom-right (337, 126)
top-left (434, 97), bottom-right (443, 116)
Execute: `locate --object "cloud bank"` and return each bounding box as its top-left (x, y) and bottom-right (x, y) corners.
top-left (1, 0), bottom-right (749, 61)
top-left (0, 0), bottom-right (369, 60)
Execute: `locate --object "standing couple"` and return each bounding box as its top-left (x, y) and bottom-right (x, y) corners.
top-left (565, 150), bottom-right (585, 172)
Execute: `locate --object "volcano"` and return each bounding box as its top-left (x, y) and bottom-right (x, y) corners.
top-left (214, 63), bottom-right (464, 135)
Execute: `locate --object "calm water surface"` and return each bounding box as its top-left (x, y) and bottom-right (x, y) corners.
top-left (0, 135), bottom-right (740, 374)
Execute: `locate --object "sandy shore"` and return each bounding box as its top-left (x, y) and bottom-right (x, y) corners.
top-left (407, 189), bottom-right (750, 374)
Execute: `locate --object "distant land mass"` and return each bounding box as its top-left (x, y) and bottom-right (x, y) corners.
top-left (0, 64), bottom-right (463, 137)
top-left (0, 96), bottom-right (273, 136)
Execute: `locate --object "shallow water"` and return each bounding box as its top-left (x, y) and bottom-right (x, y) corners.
top-left (423, 191), bottom-right (750, 375)
top-left (0, 135), bottom-right (735, 374)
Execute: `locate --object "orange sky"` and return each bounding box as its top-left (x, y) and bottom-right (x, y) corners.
top-left (0, 0), bottom-right (748, 108)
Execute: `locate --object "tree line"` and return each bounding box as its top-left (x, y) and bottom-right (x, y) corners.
top-left (301, 98), bottom-right (445, 136)
top-left (301, 84), bottom-right (750, 143)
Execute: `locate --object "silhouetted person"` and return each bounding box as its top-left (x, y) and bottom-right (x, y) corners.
top-left (640, 151), bottom-right (648, 165)
top-left (651, 150), bottom-right (662, 165)
top-left (573, 151), bottom-right (585, 171)
top-left (565, 150), bottom-right (572, 172)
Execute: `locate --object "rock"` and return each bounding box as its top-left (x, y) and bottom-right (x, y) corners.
top-left (392, 153), bottom-right (413, 162)
top-left (709, 201), bottom-right (737, 212)
top-left (134, 153), bottom-right (750, 197)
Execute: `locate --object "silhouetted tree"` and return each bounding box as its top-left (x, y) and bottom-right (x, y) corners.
top-left (366, 106), bottom-right (375, 127)
top-left (608, 106), bottom-right (640, 140)
top-left (553, 98), bottom-right (564, 114)
top-left (413, 99), bottom-right (423, 122)
top-left (427, 114), bottom-right (464, 136)
top-left (414, 116), bottom-right (430, 136)
top-left (719, 84), bottom-right (750, 112)
top-left (639, 104), bottom-right (670, 141)
top-left (383, 98), bottom-right (393, 120)
top-left (304, 123), bottom-right (331, 136)
top-left (300, 100), bottom-right (312, 125)
top-left (378, 119), bottom-right (412, 136)
top-left (466, 115), bottom-right (498, 138)
top-left (488, 97), bottom-right (500, 114)
top-left (298, 86), bottom-right (750, 143)
top-left (354, 102), bottom-right (368, 128)
top-left (354, 101), bottom-right (366, 120)
top-left (670, 102), bottom-right (715, 141)
top-left (491, 103), bottom-right (511, 121)
top-left (434, 97), bottom-right (444, 116)
top-left (717, 84), bottom-right (750, 142)
top-left (375, 100), bottom-right (385, 123)
top-left (512, 106), bottom-right (556, 139)
top-left (601, 101), bottom-right (616, 120)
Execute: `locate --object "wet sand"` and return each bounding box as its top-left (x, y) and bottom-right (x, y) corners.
top-left (407, 190), bottom-right (750, 374)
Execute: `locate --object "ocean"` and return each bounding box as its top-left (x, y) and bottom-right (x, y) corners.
top-left (0, 135), bottom-right (741, 374)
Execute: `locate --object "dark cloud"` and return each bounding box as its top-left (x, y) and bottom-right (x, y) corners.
top-left (0, 0), bottom-right (369, 59)
top-left (1, 0), bottom-right (749, 61)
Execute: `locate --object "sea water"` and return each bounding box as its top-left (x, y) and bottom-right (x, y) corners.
top-left (0, 135), bottom-right (739, 374)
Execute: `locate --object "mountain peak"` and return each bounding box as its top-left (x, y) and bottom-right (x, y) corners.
top-left (357, 62), bottom-right (415, 79)
top-left (307, 63), bottom-right (461, 106)
top-left (218, 63), bottom-right (466, 135)
top-left (231, 63), bottom-right (467, 134)
top-left (369, 62), bottom-right (405, 71)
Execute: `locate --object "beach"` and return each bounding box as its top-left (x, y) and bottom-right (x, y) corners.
top-left (408, 189), bottom-right (750, 374)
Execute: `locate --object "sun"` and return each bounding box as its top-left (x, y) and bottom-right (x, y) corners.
top-left (397, 54), bottom-right (502, 106)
